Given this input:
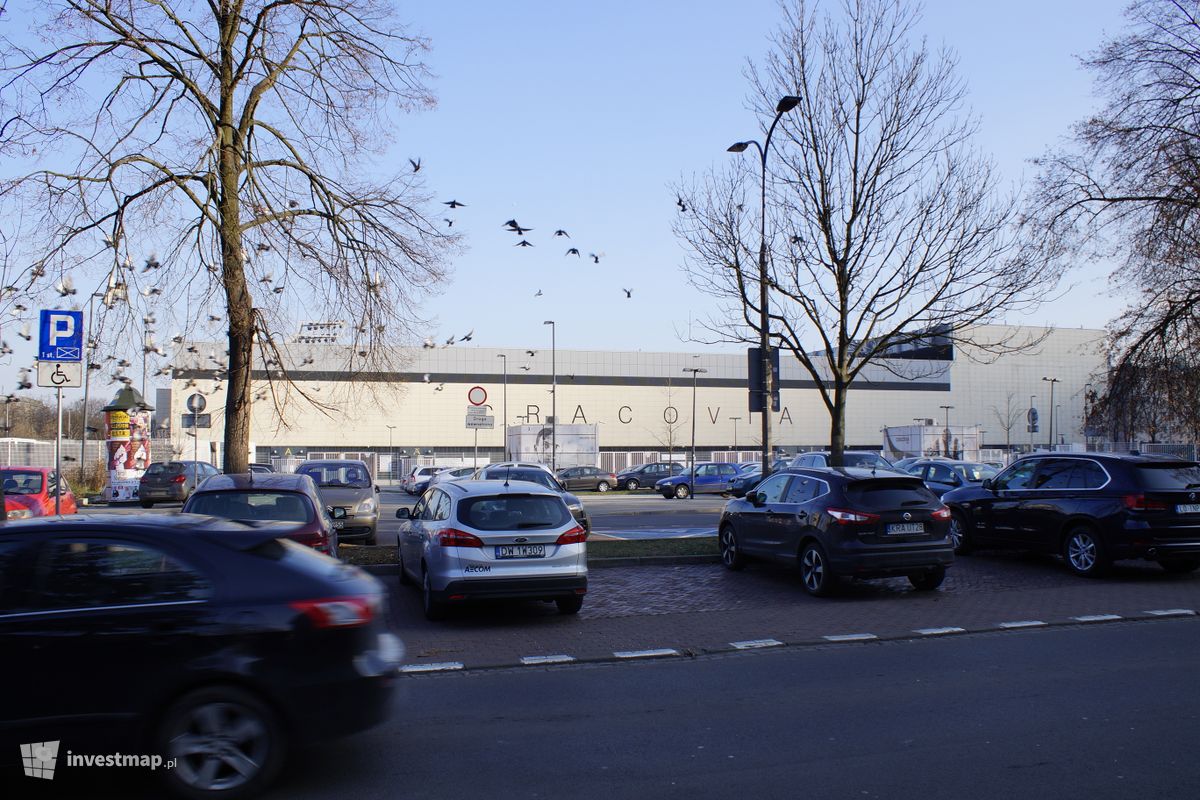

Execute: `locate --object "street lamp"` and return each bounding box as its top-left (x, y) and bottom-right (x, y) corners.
top-left (385, 424), bottom-right (396, 483)
top-left (728, 94), bottom-right (802, 477)
top-left (729, 415), bottom-right (742, 453)
top-left (543, 321), bottom-right (556, 471)
top-left (1042, 377), bottom-right (1060, 449)
top-left (80, 291), bottom-right (105, 469)
top-left (939, 404), bottom-right (954, 457)
top-left (497, 353), bottom-right (508, 460)
top-left (1029, 394), bottom-right (1036, 451)
top-left (684, 365), bottom-right (708, 499)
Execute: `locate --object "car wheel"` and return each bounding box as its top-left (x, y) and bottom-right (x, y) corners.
top-left (949, 511), bottom-right (972, 555)
top-left (908, 566), bottom-right (946, 591)
top-left (364, 532), bottom-right (377, 546)
top-left (674, 483), bottom-right (691, 499)
top-left (556, 595), bottom-right (584, 615)
top-left (140, 500), bottom-right (154, 509)
top-left (158, 685), bottom-right (284, 800)
top-left (661, 489), bottom-right (674, 499)
top-left (1063, 526), bottom-right (1110, 577)
top-left (422, 568), bottom-right (447, 621)
top-left (398, 545), bottom-right (413, 586)
top-left (799, 541), bottom-right (837, 597)
top-left (596, 481), bottom-right (611, 493)
top-left (625, 479), bottom-right (640, 491)
top-left (719, 524), bottom-right (745, 571)
top-left (1158, 558), bottom-right (1200, 574)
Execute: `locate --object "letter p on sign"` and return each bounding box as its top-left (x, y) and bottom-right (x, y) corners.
top-left (38, 309), bottom-right (84, 362)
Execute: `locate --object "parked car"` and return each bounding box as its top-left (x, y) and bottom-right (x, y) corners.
top-left (403, 465), bottom-right (445, 495)
top-left (943, 452), bottom-right (1200, 577)
top-left (183, 472), bottom-right (339, 556)
top-left (248, 462), bottom-right (276, 474)
top-left (789, 451), bottom-right (896, 470)
top-left (903, 459), bottom-right (998, 497)
top-left (656, 462), bottom-right (742, 499)
top-left (718, 467), bottom-right (954, 596)
top-left (727, 464), bottom-right (766, 497)
top-left (395, 480), bottom-right (588, 620)
top-left (138, 460), bottom-right (220, 507)
top-left (0, 514), bottom-right (402, 798)
top-left (475, 464), bottom-right (591, 533)
top-left (556, 465), bottom-right (618, 492)
top-left (484, 461), bottom-right (556, 476)
top-left (296, 459), bottom-right (379, 545)
top-left (1, 466), bottom-right (77, 519)
top-left (427, 465), bottom-right (477, 489)
top-left (614, 461), bottom-right (684, 491)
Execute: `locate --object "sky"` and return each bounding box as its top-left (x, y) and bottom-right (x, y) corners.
top-left (2, 0), bottom-right (1135, 397)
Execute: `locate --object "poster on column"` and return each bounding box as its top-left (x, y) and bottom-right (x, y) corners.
top-left (104, 408), bottom-right (141, 501)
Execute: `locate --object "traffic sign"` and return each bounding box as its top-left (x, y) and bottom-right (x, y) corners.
top-left (36, 361), bottom-right (82, 389)
top-left (465, 415), bottom-right (495, 429)
top-left (468, 386), bottom-right (488, 406)
top-left (466, 405), bottom-right (487, 417)
top-left (186, 393), bottom-right (207, 413)
top-left (38, 309), bottom-right (84, 362)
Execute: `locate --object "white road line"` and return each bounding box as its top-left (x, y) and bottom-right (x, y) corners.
top-left (613, 648), bottom-right (681, 659)
top-left (520, 655), bottom-right (576, 665)
top-left (823, 633), bottom-right (878, 642)
top-left (913, 627), bottom-right (967, 636)
top-left (1144, 608), bottom-right (1197, 617)
top-left (1071, 614), bottom-right (1123, 623)
top-left (399, 662), bottom-right (464, 673)
top-left (731, 639), bottom-right (784, 650)
top-left (998, 620), bottom-right (1046, 629)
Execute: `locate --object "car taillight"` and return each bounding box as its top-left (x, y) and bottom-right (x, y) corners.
top-left (290, 596), bottom-right (377, 628)
top-left (826, 508), bottom-right (880, 524)
top-left (556, 525), bottom-right (588, 544)
top-left (295, 530), bottom-right (328, 547)
top-left (438, 528), bottom-right (485, 547)
top-left (171, 474), bottom-right (187, 483)
top-left (932, 506), bottom-right (952, 521)
top-left (1123, 494), bottom-right (1168, 511)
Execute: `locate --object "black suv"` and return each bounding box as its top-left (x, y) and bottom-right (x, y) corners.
top-left (718, 467), bottom-right (953, 596)
top-left (942, 452), bottom-right (1200, 577)
top-left (615, 461), bottom-right (684, 491)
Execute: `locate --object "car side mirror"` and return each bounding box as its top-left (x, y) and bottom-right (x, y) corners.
top-left (730, 486), bottom-right (747, 498)
top-left (375, 485), bottom-right (380, 493)
top-left (557, 479), bottom-right (568, 491)
top-left (981, 478), bottom-right (994, 491)
top-left (395, 508), bottom-right (411, 519)
top-left (749, 491), bottom-right (765, 506)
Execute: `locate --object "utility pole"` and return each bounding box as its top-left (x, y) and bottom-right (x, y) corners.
top-left (684, 365), bottom-right (707, 499)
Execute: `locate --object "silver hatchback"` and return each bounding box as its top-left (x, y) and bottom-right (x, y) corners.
top-left (396, 480), bottom-right (588, 620)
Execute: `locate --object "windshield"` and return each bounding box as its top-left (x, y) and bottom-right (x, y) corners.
top-left (955, 463), bottom-right (998, 482)
top-left (186, 491), bottom-right (313, 523)
top-left (297, 464), bottom-right (371, 488)
top-left (482, 468), bottom-right (559, 491)
top-left (1134, 463), bottom-right (1200, 490)
top-left (1, 471), bottom-right (44, 494)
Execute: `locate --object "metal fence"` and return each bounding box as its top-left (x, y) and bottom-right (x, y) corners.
top-left (1088, 441), bottom-right (1198, 460)
top-left (0, 438), bottom-right (108, 469)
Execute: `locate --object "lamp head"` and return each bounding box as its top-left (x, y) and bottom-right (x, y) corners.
top-left (776, 95), bottom-right (802, 114)
top-left (726, 141), bottom-right (750, 153)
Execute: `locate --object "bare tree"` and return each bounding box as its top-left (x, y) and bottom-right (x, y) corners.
top-left (674, 0), bottom-right (1056, 466)
top-left (1, 0), bottom-right (455, 471)
top-left (989, 392), bottom-right (1024, 453)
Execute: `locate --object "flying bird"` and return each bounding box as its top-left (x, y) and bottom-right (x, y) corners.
top-left (444, 335), bottom-right (456, 347)
top-left (553, 229), bottom-right (569, 237)
top-left (143, 254), bottom-right (161, 271)
top-left (515, 240), bottom-right (533, 247)
top-left (18, 324), bottom-right (31, 341)
top-left (422, 373), bottom-right (431, 383)
top-left (622, 288), bottom-right (633, 298)
top-left (676, 195), bottom-right (687, 212)
top-left (533, 290), bottom-right (542, 297)
top-left (589, 253), bottom-right (601, 264)
top-left (443, 200), bottom-right (466, 208)
top-left (409, 158), bottom-right (421, 172)
top-left (460, 330), bottom-right (473, 342)
top-left (566, 248), bottom-right (580, 257)
top-left (434, 383), bottom-right (445, 392)
top-left (55, 276), bottom-right (76, 296)
top-left (526, 350), bottom-right (537, 356)
top-left (443, 218), bottom-right (454, 227)
top-left (519, 365), bottom-right (531, 371)
top-left (141, 287), bottom-right (163, 297)
top-left (504, 220), bottom-right (533, 235)
top-left (422, 337), bottom-right (436, 349)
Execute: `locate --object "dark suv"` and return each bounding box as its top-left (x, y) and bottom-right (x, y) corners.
top-left (718, 467), bottom-right (953, 596)
top-left (943, 452), bottom-right (1200, 577)
top-left (615, 462), bottom-right (684, 491)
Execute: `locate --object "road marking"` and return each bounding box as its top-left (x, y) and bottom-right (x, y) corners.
top-left (1144, 608), bottom-right (1196, 617)
top-left (998, 620), bottom-right (1046, 629)
top-left (823, 633), bottom-right (877, 642)
top-left (913, 627), bottom-right (966, 636)
top-left (1071, 614), bottom-right (1123, 623)
top-left (613, 648), bottom-right (681, 659)
top-left (399, 662), bottom-right (464, 673)
top-left (731, 639), bottom-right (784, 650)
top-left (520, 655), bottom-right (576, 665)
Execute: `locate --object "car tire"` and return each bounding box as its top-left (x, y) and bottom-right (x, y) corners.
top-left (596, 481), bottom-right (611, 493)
top-left (364, 532), bottom-right (377, 546)
top-left (719, 524), bottom-right (745, 571)
top-left (624, 479), bottom-right (640, 491)
top-left (422, 568), bottom-right (447, 621)
top-left (1062, 526), bottom-right (1110, 577)
top-left (908, 566), bottom-right (946, 591)
top-left (556, 595), bottom-right (584, 615)
top-left (674, 484), bottom-right (691, 499)
top-left (1158, 558), bottom-right (1200, 574)
top-left (157, 685), bottom-right (285, 800)
top-left (799, 541), bottom-right (837, 597)
top-left (949, 510), bottom-right (972, 555)
top-left (661, 489), bottom-right (674, 499)
top-left (398, 546), bottom-right (413, 586)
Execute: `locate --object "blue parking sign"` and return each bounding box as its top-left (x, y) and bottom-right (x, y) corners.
top-left (38, 309), bottom-right (84, 362)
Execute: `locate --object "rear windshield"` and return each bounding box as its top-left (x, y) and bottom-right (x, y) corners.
top-left (844, 453), bottom-right (892, 469)
top-left (1, 471), bottom-right (44, 494)
top-left (845, 479), bottom-right (940, 510)
top-left (458, 494), bottom-right (572, 530)
top-left (297, 464), bottom-right (371, 488)
top-left (145, 462), bottom-right (183, 475)
top-left (187, 491), bottom-right (313, 523)
top-left (481, 468), bottom-right (559, 491)
top-left (1134, 463), bottom-right (1200, 491)
top-left (956, 463), bottom-right (998, 482)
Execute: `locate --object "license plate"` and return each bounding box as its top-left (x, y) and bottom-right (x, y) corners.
top-left (496, 544), bottom-right (546, 559)
top-left (886, 522), bottom-right (925, 535)
top-left (1177, 504), bottom-right (1200, 514)
top-left (331, 520), bottom-right (345, 529)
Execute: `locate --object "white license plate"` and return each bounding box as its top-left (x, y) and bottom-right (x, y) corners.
top-left (496, 544), bottom-right (546, 559)
top-left (332, 520), bottom-right (345, 529)
top-left (1177, 504), bottom-right (1200, 514)
top-left (886, 522), bottom-right (925, 535)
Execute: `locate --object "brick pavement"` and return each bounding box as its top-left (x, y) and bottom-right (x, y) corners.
top-left (389, 551), bottom-right (1200, 670)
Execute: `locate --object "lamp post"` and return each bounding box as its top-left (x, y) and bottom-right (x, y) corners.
top-left (1055, 404), bottom-right (1062, 445)
top-left (79, 291), bottom-right (105, 469)
top-left (385, 424), bottom-right (396, 483)
top-left (684, 366), bottom-right (708, 499)
top-left (729, 415), bottom-right (742, 454)
top-left (939, 404), bottom-right (954, 457)
top-left (1042, 377), bottom-right (1060, 449)
top-left (497, 353), bottom-right (508, 460)
top-left (1029, 394), bottom-right (1036, 451)
top-left (728, 94), bottom-right (802, 477)
top-left (543, 321), bottom-right (556, 471)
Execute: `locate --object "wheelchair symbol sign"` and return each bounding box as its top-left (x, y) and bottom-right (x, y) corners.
top-left (36, 361), bottom-right (83, 389)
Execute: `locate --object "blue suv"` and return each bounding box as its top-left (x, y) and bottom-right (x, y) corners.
top-left (657, 462), bottom-right (742, 499)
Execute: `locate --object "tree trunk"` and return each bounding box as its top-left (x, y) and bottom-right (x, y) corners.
top-left (828, 380), bottom-right (847, 466)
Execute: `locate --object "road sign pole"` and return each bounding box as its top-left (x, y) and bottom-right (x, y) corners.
top-left (55, 387), bottom-right (62, 515)
top-left (474, 429), bottom-right (478, 469)
top-left (194, 411), bottom-right (198, 465)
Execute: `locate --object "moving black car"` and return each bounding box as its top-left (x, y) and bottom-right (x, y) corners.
top-left (614, 461), bottom-right (684, 491)
top-left (943, 452), bottom-right (1200, 577)
top-left (718, 467), bottom-right (953, 596)
top-left (0, 515), bottom-right (402, 798)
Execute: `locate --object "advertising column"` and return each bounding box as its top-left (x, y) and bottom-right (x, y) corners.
top-left (102, 387), bottom-right (154, 502)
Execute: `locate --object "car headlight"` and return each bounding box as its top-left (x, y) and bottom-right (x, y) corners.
top-left (356, 497), bottom-right (377, 514)
top-left (5, 508), bottom-right (32, 519)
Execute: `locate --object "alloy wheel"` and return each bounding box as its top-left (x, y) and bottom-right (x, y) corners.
top-left (1066, 530), bottom-right (1097, 573)
top-left (167, 700), bottom-right (270, 793)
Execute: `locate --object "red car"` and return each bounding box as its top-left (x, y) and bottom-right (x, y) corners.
top-left (1, 466), bottom-right (78, 519)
